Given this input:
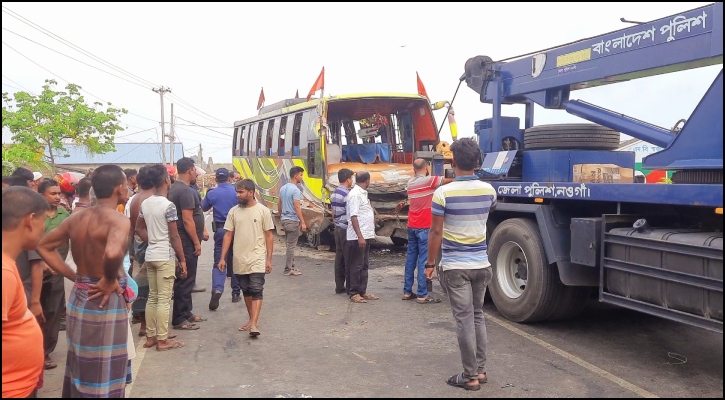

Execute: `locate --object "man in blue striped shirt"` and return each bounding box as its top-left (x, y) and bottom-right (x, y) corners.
top-left (426, 138), bottom-right (496, 391)
top-left (330, 168), bottom-right (354, 294)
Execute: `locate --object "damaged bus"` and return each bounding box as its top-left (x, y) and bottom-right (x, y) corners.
top-left (231, 92), bottom-right (452, 247)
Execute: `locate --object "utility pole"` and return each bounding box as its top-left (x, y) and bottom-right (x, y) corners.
top-left (152, 86), bottom-right (172, 163)
top-left (198, 144), bottom-right (203, 170)
top-left (169, 103), bottom-right (175, 164)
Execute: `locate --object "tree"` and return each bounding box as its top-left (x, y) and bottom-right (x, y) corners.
top-left (2, 79), bottom-right (127, 173)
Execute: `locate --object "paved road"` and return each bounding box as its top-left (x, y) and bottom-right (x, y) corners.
top-left (40, 234), bottom-right (723, 398)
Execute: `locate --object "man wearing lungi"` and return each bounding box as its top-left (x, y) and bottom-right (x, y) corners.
top-left (37, 164), bottom-right (132, 398)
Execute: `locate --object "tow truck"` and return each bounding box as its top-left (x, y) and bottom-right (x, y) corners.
top-left (447, 3), bottom-right (722, 332)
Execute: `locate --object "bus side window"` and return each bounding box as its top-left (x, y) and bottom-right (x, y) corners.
top-left (233, 128), bottom-right (239, 157)
top-left (239, 126), bottom-right (246, 156)
top-left (278, 116), bottom-right (288, 157)
top-left (307, 142), bottom-right (323, 178)
top-left (247, 124), bottom-right (255, 156)
top-left (266, 119), bottom-right (275, 157)
top-left (292, 113), bottom-right (303, 157)
top-left (256, 121), bottom-right (264, 157)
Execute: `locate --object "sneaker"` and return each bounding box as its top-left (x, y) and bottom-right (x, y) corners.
top-left (232, 293), bottom-right (241, 303)
top-left (209, 290), bottom-right (222, 311)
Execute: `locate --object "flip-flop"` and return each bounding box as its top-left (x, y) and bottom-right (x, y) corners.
top-left (249, 329), bottom-right (260, 338)
top-left (156, 340), bottom-right (185, 351)
top-left (238, 325), bottom-right (251, 331)
top-left (402, 294), bottom-right (417, 300)
top-left (172, 321), bottom-right (200, 330)
top-left (446, 373), bottom-right (481, 391)
top-left (417, 297), bottom-right (442, 304)
top-left (188, 315), bottom-right (208, 323)
top-left (142, 340), bottom-right (157, 349)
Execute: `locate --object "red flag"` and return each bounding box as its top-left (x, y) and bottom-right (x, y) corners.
top-left (257, 87), bottom-right (265, 110)
top-left (295, 89), bottom-right (299, 99)
top-left (416, 72), bottom-right (429, 101)
top-left (306, 67), bottom-right (325, 101)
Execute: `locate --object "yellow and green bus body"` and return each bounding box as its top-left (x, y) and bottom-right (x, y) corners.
top-left (231, 93), bottom-right (440, 247)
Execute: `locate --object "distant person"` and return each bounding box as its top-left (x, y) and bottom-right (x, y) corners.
top-left (2, 187), bottom-right (49, 399)
top-left (231, 170), bottom-right (242, 183)
top-left (38, 179), bottom-right (72, 370)
top-left (218, 179), bottom-right (274, 338)
top-left (345, 171), bottom-right (379, 303)
top-left (33, 172), bottom-right (44, 188)
top-left (12, 167), bottom-right (38, 191)
top-left (403, 158), bottom-right (452, 304)
top-left (72, 178), bottom-right (92, 213)
top-left (426, 138), bottom-right (496, 391)
top-left (168, 157), bottom-right (207, 330)
top-left (126, 167), bottom-right (157, 337)
top-left (330, 168), bottom-right (354, 294)
top-left (278, 166), bottom-right (307, 276)
top-left (124, 168), bottom-right (138, 198)
top-left (203, 168), bottom-right (242, 310)
top-left (135, 164), bottom-right (186, 351)
top-left (36, 164), bottom-right (131, 398)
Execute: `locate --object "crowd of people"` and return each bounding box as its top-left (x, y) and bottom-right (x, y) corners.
top-left (2, 137), bottom-right (497, 397)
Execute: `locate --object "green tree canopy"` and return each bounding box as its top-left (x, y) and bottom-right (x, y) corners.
top-left (2, 79), bottom-right (127, 173)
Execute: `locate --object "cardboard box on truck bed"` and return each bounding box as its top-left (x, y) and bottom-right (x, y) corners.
top-left (573, 164), bottom-right (634, 183)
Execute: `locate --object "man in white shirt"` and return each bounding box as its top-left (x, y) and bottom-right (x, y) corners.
top-left (345, 171), bottom-right (379, 304)
top-left (135, 164), bottom-right (188, 349)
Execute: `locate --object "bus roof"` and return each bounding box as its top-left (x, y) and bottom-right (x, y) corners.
top-left (233, 92), bottom-right (429, 126)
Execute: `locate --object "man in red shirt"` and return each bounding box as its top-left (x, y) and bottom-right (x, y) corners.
top-left (2, 187), bottom-right (51, 398)
top-left (403, 158), bottom-right (452, 304)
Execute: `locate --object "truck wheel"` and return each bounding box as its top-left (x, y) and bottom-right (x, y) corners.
top-left (547, 286), bottom-right (591, 321)
top-left (524, 123), bottom-right (620, 150)
top-left (488, 218), bottom-right (562, 323)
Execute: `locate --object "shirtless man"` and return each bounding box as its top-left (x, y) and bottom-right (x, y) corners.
top-left (37, 164), bottom-right (131, 398)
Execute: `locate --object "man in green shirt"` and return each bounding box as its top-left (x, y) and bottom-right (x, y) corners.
top-left (38, 179), bottom-right (71, 370)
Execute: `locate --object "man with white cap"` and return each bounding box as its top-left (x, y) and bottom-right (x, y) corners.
top-left (33, 172), bottom-right (43, 187)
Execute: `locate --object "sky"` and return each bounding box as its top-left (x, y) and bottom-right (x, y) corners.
top-left (2, 2), bottom-right (721, 164)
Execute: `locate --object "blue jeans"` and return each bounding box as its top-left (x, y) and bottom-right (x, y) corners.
top-left (404, 228), bottom-right (429, 297)
top-left (212, 227), bottom-right (240, 296)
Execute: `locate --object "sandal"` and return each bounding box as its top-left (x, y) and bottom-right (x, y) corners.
top-left (362, 293), bottom-right (379, 300)
top-left (188, 315), bottom-right (207, 323)
top-left (446, 373), bottom-right (481, 391)
top-left (249, 328), bottom-right (261, 338)
top-left (417, 297), bottom-right (442, 304)
top-left (172, 320), bottom-right (200, 330)
top-left (44, 358), bottom-right (57, 370)
top-left (156, 339), bottom-right (185, 351)
top-left (350, 294), bottom-right (367, 303)
top-left (402, 294), bottom-right (417, 300)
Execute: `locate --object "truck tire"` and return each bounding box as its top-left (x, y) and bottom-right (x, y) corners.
top-left (547, 286), bottom-right (591, 321)
top-left (524, 123), bottom-right (620, 150)
top-left (488, 218), bottom-right (562, 323)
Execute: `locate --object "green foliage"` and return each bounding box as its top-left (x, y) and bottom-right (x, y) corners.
top-left (2, 79), bottom-right (127, 172)
top-left (1, 143), bottom-right (48, 175)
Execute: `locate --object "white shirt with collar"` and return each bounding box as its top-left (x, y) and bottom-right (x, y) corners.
top-left (346, 184), bottom-right (376, 241)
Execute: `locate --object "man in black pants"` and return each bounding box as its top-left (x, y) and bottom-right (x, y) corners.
top-left (168, 157), bottom-right (207, 330)
top-left (330, 168), bottom-right (354, 294)
top-left (345, 171), bottom-right (379, 303)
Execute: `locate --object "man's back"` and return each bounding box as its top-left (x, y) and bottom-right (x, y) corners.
top-left (67, 207), bottom-right (130, 278)
top-left (279, 183), bottom-right (301, 221)
top-left (406, 175), bottom-right (443, 229)
top-left (203, 182), bottom-right (237, 222)
top-left (432, 177), bottom-right (497, 270)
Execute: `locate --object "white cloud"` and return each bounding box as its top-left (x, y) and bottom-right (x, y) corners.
top-left (2, 2), bottom-right (720, 163)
